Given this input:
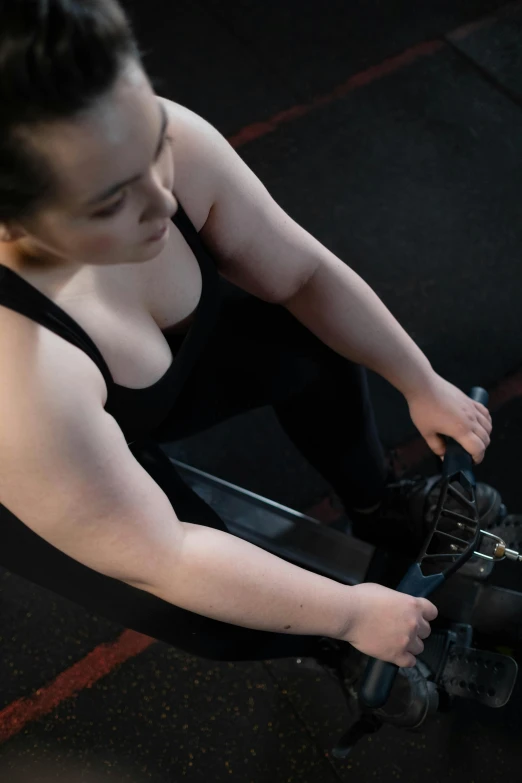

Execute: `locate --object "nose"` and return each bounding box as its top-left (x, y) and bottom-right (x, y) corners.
top-left (140, 171), bottom-right (178, 223)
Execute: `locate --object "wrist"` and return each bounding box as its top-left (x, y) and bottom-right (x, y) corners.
top-left (396, 358), bottom-right (438, 402)
top-left (335, 584), bottom-right (362, 642)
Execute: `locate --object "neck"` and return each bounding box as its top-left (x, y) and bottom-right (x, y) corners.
top-left (0, 241), bottom-right (86, 299)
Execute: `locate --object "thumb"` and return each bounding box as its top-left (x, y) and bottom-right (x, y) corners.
top-left (425, 433), bottom-right (446, 458)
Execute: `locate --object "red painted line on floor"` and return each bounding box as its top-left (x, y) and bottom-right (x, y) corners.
top-left (448, 0), bottom-right (522, 41)
top-left (228, 40), bottom-right (444, 149)
top-left (447, 17), bottom-right (496, 41)
top-left (228, 0), bottom-right (520, 150)
top-left (0, 630), bottom-right (155, 745)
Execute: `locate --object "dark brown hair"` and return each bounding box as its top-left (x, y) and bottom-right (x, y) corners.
top-left (0, 0), bottom-right (141, 223)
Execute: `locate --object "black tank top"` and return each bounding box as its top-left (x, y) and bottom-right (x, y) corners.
top-left (0, 201), bottom-right (221, 444)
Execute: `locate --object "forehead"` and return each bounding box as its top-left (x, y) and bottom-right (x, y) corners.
top-left (28, 66), bottom-right (159, 207)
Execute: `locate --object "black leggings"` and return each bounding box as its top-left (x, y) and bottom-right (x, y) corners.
top-left (152, 292), bottom-right (387, 512)
top-left (2, 294), bottom-right (387, 662)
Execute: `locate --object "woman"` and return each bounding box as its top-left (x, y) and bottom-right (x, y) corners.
top-left (0, 0), bottom-right (498, 668)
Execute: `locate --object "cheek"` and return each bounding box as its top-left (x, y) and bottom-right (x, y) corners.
top-left (88, 233), bottom-right (119, 254)
top-left (83, 228), bottom-right (128, 257)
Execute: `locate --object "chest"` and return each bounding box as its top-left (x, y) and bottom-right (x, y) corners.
top-left (56, 223), bottom-right (204, 390)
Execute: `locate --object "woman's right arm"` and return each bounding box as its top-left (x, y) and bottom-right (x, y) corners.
top-left (0, 349), bottom-right (436, 667)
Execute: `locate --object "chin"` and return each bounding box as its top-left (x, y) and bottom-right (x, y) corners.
top-left (134, 244), bottom-right (163, 264)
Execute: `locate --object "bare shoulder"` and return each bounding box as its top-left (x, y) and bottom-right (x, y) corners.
top-left (159, 97), bottom-right (220, 153)
top-left (155, 97), bottom-right (314, 305)
top-left (0, 304), bottom-right (183, 589)
top-left (0, 304), bottom-right (108, 513)
top-left (0, 305), bottom-right (107, 416)
top-left (158, 97), bottom-right (230, 229)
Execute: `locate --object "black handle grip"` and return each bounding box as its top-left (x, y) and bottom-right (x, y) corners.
top-left (359, 566), bottom-right (445, 709)
top-left (442, 387), bottom-right (489, 482)
top-left (469, 387), bottom-right (489, 407)
top-left (360, 659), bottom-right (398, 710)
top-left (359, 388), bottom-right (488, 711)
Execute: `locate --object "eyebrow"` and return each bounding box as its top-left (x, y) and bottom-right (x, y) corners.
top-left (86, 102), bottom-right (169, 207)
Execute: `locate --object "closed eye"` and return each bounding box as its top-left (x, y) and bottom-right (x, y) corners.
top-left (92, 194), bottom-right (127, 219)
top-left (91, 134), bottom-right (174, 220)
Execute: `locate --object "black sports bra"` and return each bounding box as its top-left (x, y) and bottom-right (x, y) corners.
top-left (0, 201), bottom-right (221, 444)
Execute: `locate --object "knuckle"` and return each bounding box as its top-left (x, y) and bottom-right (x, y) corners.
top-left (459, 422), bottom-right (471, 438)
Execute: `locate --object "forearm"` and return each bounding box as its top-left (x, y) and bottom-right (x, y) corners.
top-left (285, 253), bottom-right (436, 398)
top-left (143, 522), bottom-right (353, 639)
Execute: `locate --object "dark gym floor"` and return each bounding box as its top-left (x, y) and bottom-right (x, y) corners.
top-left (1, 2), bottom-right (522, 781)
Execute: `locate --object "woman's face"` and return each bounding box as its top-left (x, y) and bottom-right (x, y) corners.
top-left (9, 60), bottom-right (177, 271)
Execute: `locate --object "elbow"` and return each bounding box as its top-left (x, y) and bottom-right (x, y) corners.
top-left (279, 258), bottom-right (323, 309)
top-left (122, 523), bottom-right (188, 592)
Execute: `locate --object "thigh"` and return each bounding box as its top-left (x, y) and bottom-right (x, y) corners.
top-left (153, 293), bottom-right (329, 443)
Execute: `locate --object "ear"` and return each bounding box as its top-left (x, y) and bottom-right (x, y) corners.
top-left (0, 224), bottom-right (25, 242)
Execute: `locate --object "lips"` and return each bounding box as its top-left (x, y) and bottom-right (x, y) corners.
top-left (146, 224), bottom-right (168, 242)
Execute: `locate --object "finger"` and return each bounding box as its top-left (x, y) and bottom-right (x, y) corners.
top-left (474, 402), bottom-right (491, 421)
top-left (419, 598), bottom-right (438, 622)
top-left (418, 619), bottom-right (432, 640)
top-left (397, 652), bottom-right (416, 668)
top-left (425, 433), bottom-right (446, 459)
top-left (468, 432), bottom-right (487, 464)
top-left (476, 405), bottom-right (493, 433)
top-left (408, 637), bottom-right (425, 656)
top-left (457, 432), bottom-right (486, 465)
top-left (475, 410), bottom-right (492, 436)
top-left (472, 422), bottom-right (491, 449)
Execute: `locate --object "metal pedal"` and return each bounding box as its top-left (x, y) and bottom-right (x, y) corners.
top-left (418, 626), bottom-right (468, 681)
top-left (439, 646), bottom-right (518, 708)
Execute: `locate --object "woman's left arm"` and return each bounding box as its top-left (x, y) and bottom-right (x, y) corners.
top-left (167, 101), bottom-right (492, 462)
top-left (281, 256), bottom-right (491, 463)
